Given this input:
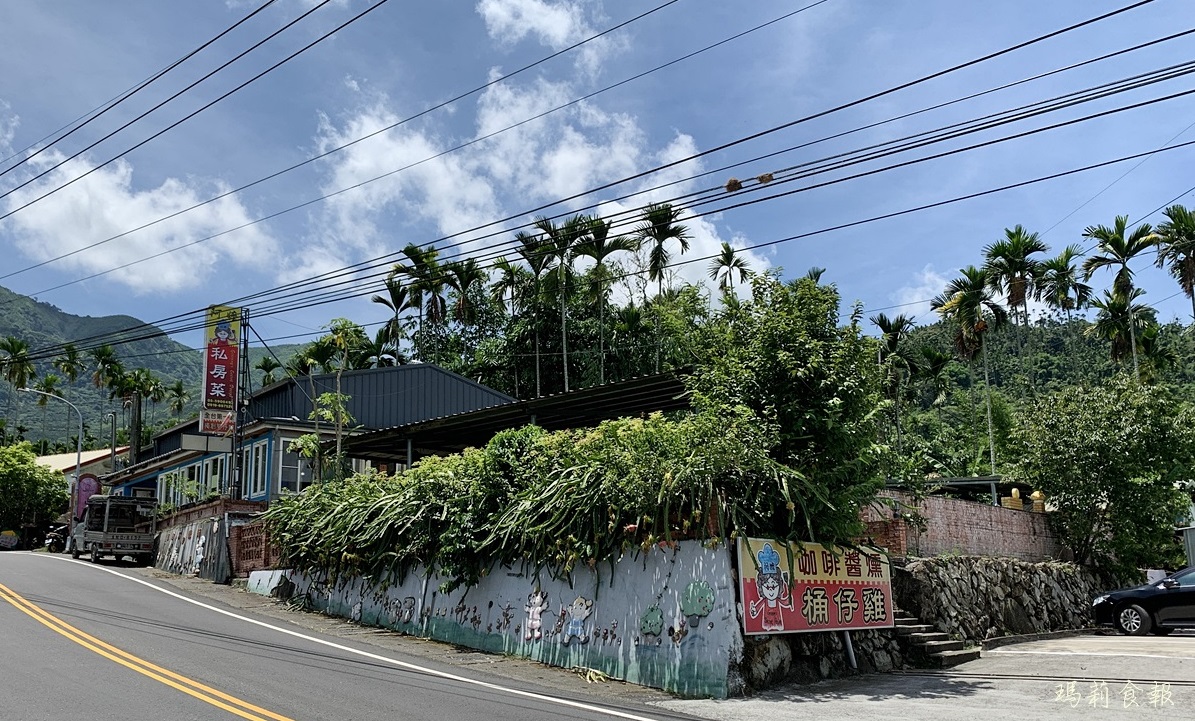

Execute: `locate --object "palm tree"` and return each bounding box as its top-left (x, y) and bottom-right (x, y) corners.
top-left (358, 327), bottom-right (403, 368)
top-left (166, 380), bottom-right (190, 420)
top-left (444, 257), bottom-right (488, 358)
top-left (575, 216), bottom-right (638, 384)
top-left (984, 225), bottom-right (1047, 392)
top-left (708, 242), bottom-right (751, 294)
top-left (517, 230), bottom-right (556, 397)
top-left (635, 203), bottom-right (690, 373)
top-left (931, 266), bottom-right (1008, 474)
top-left (1038, 244), bottom-right (1092, 319)
top-left (915, 347), bottom-right (954, 417)
top-left (371, 275), bottom-right (414, 356)
top-left (32, 373), bottom-right (61, 437)
top-left (391, 243), bottom-right (442, 362)
top-left (1, 336), bottom-right (36, 424)
top-left (490, 256), bottom-right (526, 397)
top-left (1154, 204), bottom-right (1195, 325)
top-left (535, 214), bottom-right (590, 393)
top-left (1082, 216), bottom-right (1158, 380)
top-left (51, 342), bottom-right (86, 432)
top-left (804, 267), bottom-right (827, 283)
top-left (871, 313), bottom-right (917, 454)
top-left (89, 345), bottom-right (121, 390)
top-left (1086, 289), bottom-right (1158, 369)
top-left (254, 356), bottom-right (283, 388)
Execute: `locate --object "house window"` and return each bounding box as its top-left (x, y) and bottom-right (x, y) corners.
top-left (252, 442), bottom-right (268, 497)
top-left (278, 441), bottom-right (310, 495)
top-left (240, 447), bottom-right (252, 499)
top-left (204, 456), bottom-right (225, 495)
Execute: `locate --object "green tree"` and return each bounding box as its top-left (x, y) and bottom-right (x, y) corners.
top-left (574, 216), bottom-right (638, 384)
top-left (516, 230), bottom-right (555, 397)
top-left (1154, 204), bottom-right (1195, 325)
top-left (1086, 289), bottom-right (1159, 371)
top-left (1008, 379), bottom-right (1194, 577)
top-left (932, 266), bottom-right (1008, 473)
top-left (0, 442), bottom-right (69, 540)
top-left (1082, 216), bottom-right (1158, 380)
top-left (688, 273), bottom-right (884, 541)
top-left (636, 203), bottom-right (690, 372)
top-left (707, 241), bottom-right (751, 294)
top-left (871, 313), bottom-right (917, 455)
top-left (984, 225), bottom-right (1047, 392)
top-left (165, 379), bottom-right (190, 422)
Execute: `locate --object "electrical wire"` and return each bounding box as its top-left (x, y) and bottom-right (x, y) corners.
top-left (0, 0), bottom-right (280, 179)
top-left (15, 23), bottom-right (1192, 322)
top-left (0, 0), bottom-right (1152, 288)
top-left (7, 1), bottom-right (1172, 358)
top-left (0, 0), bottom-right (387, 217)
top-left (18, 69), bottom-right (1195, 359)
top-left (18, 132), bottom-right (1195, 364)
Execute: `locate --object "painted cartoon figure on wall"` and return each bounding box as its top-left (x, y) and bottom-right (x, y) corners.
top-left (561, 596), bottom-right (593, 646)
top-left (748, 543), bottom-right (793, 631)
top-left (525, 590), bottom-right (550, 641)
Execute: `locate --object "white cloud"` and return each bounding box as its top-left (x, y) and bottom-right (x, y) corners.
top-left (890, 264), bottom-right (948, 324)
top-left (0, 100), bottom-right (17, 159)
top-left (1, 150), bottom-right (276, 294)
top-left (304, 74), bottom-right (770, 299)
top-left (475, 0), bottom-right (617, 75)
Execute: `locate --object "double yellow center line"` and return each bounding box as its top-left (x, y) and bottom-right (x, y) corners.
top-left (0, 581), bottom-right (294, 721)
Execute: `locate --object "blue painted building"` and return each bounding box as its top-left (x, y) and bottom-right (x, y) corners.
top-left (102, 364), bottom-right (514, 505)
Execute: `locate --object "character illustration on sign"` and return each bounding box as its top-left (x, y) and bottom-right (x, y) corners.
top-left (748, 543), bottom-right (793, 631)
top-left (561, 596), bottom-right (593, 646)
top-left (524, 590), bottom-right (549, 641)
top-left (210, 319), bottom-right (236, 347)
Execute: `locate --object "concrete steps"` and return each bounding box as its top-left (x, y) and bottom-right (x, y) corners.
top-left (893, 608), bottom-right (979, 669)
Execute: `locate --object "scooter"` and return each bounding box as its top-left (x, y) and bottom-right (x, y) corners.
top-left (44, 524), bottom-right (68, 554)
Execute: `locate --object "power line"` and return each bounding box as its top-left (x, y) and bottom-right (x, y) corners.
top-left (19, 18), bottom-right (1187, 321)
top-left (19, 65), bottom-right (1195, 360)
top-left (0, 0), bottom-right (1151, 292)
top-left (0, 0), bottom-right (684, 275)
top-left (0, 0), bottom-right (280, 179)
top-left (9, 2), bottom-right (1171, 358)
top-left (20, 132), bottom-right (1195, 364)
top-left (0, 0), bottom-right (385, 219)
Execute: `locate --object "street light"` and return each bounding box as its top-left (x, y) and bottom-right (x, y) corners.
top-left (19, 388), bottom-right (83, 538)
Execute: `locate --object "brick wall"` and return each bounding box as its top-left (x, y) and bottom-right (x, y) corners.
top-left (861, 490), bottom-right (1060, 561)
top-left (229, 522), bottom-right (282, 577)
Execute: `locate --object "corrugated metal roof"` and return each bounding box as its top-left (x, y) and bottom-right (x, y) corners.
top-left (342, 372), bottom-right (691, 461)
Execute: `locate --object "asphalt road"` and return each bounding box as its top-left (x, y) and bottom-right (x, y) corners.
top-left (0, 551), bottom-right (696, 721)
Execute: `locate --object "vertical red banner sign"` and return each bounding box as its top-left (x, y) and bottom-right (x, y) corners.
top-left (737, 537), bottom-right (893, 635)
top-left (201, 305), bottom-right (240, 434)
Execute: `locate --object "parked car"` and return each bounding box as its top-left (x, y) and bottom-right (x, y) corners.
top-left (1093, 567), bottom-right (1195, 635)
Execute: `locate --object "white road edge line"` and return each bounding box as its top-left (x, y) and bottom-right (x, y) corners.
top-left (36, 555), bottom-right (662, 721)
top-left (988, 648), bottom-right (1195, 660)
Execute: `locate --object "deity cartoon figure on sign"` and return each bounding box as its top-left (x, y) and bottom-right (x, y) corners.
top-left (210, 320), bottom-right (236, 347)
top-left (748, 543), bottom-right (793, 631)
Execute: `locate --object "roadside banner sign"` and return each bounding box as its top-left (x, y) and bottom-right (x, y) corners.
top-left (737, 537), bottom-right (893, 635)
top-left (201, 305), bottom-right (241, 432)
top-left (199, 409), bottom-right (236, 436)
top-left (75, 473), bottom-right (101, 519)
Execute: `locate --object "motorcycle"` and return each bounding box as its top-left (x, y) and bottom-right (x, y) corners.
top-left (45, 524), bottom-right (68, 554)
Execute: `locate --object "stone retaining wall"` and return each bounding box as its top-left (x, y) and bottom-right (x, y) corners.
top-left (893, 556), bottom-right (1103, 643)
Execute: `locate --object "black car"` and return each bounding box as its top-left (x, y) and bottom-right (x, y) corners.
top-left (1093, 567), bottom-right (1195, 635)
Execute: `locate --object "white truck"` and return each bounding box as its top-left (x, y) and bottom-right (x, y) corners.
top-left (71, 495), bottom-right (157, 565)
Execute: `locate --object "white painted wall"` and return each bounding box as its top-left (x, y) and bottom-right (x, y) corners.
top-left (248, 540), bottom-right (740, 698)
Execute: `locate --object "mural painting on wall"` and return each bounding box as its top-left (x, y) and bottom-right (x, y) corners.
top-left (737, 538), bottom-right (893, 636)
top-left (524, 589), bottom-right (550, 641)
top-left (560, 596), bottom-right (593, 645)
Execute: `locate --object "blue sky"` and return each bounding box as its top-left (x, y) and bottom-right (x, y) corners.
top-left (1, 0), bottom-right (1193, 353)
